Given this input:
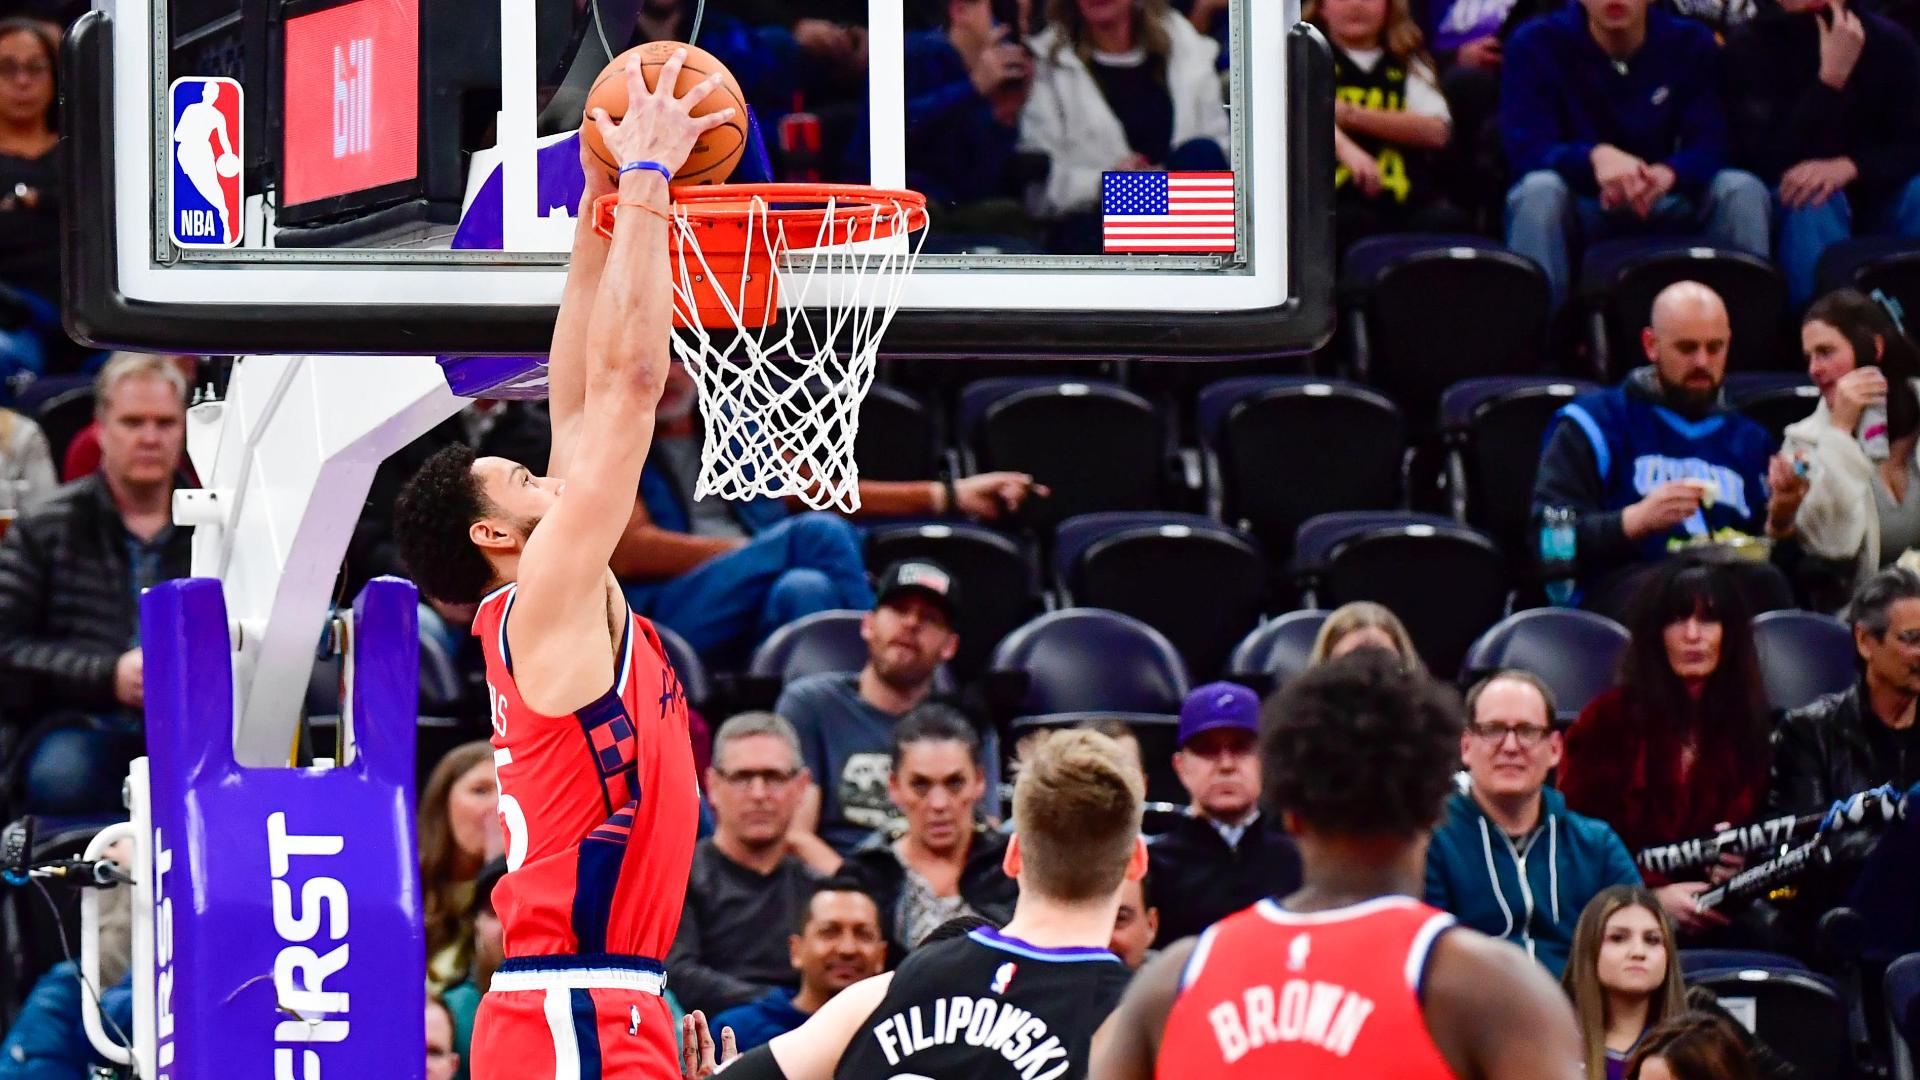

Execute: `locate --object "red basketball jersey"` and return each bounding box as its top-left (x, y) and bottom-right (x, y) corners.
top-left (473, 582), bottom-right (699, 961)
top-left (1158, 896), bottom-right (1459, 1079)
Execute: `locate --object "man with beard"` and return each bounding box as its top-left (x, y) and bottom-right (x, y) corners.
top-left (1531, 280), bottom-right (1805, 619)
top-left (780, 561), bottom-right (999, 854)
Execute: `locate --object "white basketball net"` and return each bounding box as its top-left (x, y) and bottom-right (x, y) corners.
top-left (660, 193), bottom-right (925, 513)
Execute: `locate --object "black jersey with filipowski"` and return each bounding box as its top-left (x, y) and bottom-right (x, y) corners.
top-left (832, 926), bottom-right (1130, 1080)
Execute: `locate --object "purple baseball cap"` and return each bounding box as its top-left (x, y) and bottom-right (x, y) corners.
top-left (1177, 681), bottom-right (1261, 747)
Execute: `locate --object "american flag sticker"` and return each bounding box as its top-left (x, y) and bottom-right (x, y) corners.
top-left (1101, 171), bottom-right (1237, 253)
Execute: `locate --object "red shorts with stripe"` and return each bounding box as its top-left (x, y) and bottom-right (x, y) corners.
top-left (469, 959), bottom-right (678, 1080)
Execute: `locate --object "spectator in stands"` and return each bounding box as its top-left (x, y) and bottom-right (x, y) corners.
top-left (62, 354), bottom-right (202, 482)
top-left (426, 994), bottom-right (461, 1080)
top-left (708, 876), bottom-right (888, 1051)
top-left (1625, 1012), bottom-right (1758, 1080)
top-left (1306, 599), bottom-right (1429, 674)
top-left (1783, 289), bottom-right (1920, 595)
top-left (1774, 566), bottom-right (1920, 813)
top-left (1426, 671), bottom-right (1643, 976)
top-left (617, 369), bottom-right (1041, 664)
top-left (0, 18), bottom-right (60, 310)
top-left (1019, 0), bottom-right (1230, 241)
top-left (840, 705), bottom-right (1018, 957)
top-left (1563, 886), bottom-right (1688, 1080)
top-left (0, 405), bottom-right (54, 513)
top-left (670, 713), bottom-right (841, 1017)
top-left (441, 857), bottom-right (504, 1080)
top-left (1533, 282), bottom-right (1800, 620)
top-left (1563, 887), bottom-right (1792, 1080)
top-left (902, 0), bottom-right (1040, 235)
top-left (419, 741), bottom-right (500, 990)
top-left (1726, 0), bottom-right (1920, 309)
top-left (1560, 558), bottom-right (1773, 935)
top-left (782, 561), bottom-right (977, 853)
top-left (0, 353), bottom-right (191, 816)
top-left (1107, 867), bottom-right (1159, 969)
top-left (1147, 681), bottom-right (1303, 946)
top-left (1306, 0), bottom-right (1463, 248)
top-left (1500, 0), bottom-right (1769, 307)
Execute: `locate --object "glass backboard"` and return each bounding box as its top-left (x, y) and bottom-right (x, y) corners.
top-left (61, 0), bottom-right (1333, 357)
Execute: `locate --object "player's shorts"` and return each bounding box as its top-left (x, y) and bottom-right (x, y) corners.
top-left (470, 954), bottom-right (679, 1080)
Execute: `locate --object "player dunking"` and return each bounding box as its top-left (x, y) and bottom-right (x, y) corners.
top-left (1092, 650), bottom-right (1584, 1080)
top-left (392, 50), bottom-right (737, 1080)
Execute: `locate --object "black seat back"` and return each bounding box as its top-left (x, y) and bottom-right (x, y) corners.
top-left (1218, 385), bottom-right (1403, 564)
top-left (1073, 524), bottom-right (1268, 681)
top-left (854, 384), bottom-right (940, 482)
top-left (1457, 382), bottom-right (1591, 555)
top-left (1322, 525), bottom-right (1507, 678)
top-left (975, 384), bottom-right (1165, 532)
top-left (1687, 969), bottom-right (1853, 1080)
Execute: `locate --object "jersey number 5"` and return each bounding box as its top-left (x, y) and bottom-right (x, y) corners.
top-left (494, 745), bottom-right (530, 871)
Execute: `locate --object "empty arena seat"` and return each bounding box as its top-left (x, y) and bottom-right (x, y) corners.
top-left (1053, 512), bottom-right (1268, 680)
top-left (1297, 513), bottom-right (1507, 677)
top-left (1581, 239), bottom-right (1790, 379)
top-left (33, 385), bottom-right (96, 468)
top-left (1887, 953), bottom-right (1919, 1080)
top-left (654, 621), bottom-right (711, 714)
top-left (1198, 376), bottom-right (1404, 564)
top-left (1441, 376), bottom-right (1599, 556)
top-left (1679, 949), bottom-right (1810, 977)
top-left (1340, 234), bottom-right (1552, 427)
top-left (1227, 609), bottom-right (1330, 692)
top-left (1686, 967), bottom-right (1852, 1080)
top-left (1462, 608), bottom-right (1630, 722)
top-left (960, 376), bottom-right (1166, 531)
top-left (1816, 238), bottom-right (1920, 323)
top-left (865, 522), bottom-right (1041, 679)
top-left (1726, 371), bottom-right (1821, 445)
top-left (853, 383), bottom-right (942, 482)
top-left (1752, 609), bottom-right (1858, 713)
top-left (990, 608), bottom-right (1189, 718)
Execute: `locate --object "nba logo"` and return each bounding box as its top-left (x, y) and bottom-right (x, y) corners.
top-left (168, 77), bottom-right (243, 248)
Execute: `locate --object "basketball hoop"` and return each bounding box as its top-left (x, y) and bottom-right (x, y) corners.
top-left (592, 183), bottom-right (928, 513)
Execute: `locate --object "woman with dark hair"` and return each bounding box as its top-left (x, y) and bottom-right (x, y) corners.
top-left (0, 17), bottom-right (62, 306)
top-left (419, 740), bottom-right (502, 990)
top-left (1559, 558), bottom-right (1773, 933)
top-left (1625, 1012), bottom-right (1758, 1080)
top-left (1783, 287), bottom-right (1920, 598)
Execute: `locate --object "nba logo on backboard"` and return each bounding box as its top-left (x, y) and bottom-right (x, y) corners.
top-left (168, 77), bottom-right (243, 248)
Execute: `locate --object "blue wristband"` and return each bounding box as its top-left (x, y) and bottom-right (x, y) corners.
top-left (619, 160), bottom-right (673, 183)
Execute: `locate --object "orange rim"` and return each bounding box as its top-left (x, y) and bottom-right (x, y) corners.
top-left (592, 183), bottom-right (928, 244)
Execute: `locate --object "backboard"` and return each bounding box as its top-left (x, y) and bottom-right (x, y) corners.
top-left (62, 0), bottom-right (1333, 358)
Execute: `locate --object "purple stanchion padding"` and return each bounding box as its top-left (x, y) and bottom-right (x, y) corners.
top-left (141, 576), bottom-right (425, 1080)
top-left (436, 355), bottom-right (550, 400)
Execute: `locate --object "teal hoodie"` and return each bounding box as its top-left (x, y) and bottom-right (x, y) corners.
top-left (1424, 784), bottom-right (1642, 976)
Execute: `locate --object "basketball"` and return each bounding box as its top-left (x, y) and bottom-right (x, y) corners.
top-left (215, 153), bottom-right (240, 178)
top-left (580, 41), bottom-right (748, 186)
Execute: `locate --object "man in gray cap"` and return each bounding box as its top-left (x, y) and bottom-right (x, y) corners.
top-left (1146, 681), bottom-right (1302, 945)
top-left (781, 560), bottom-right (996, 856)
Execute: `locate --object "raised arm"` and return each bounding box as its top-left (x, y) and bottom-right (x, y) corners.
top-left (508, 51), bottom-right (737, 713)
top-left (545, 142), bottom-right (617, 479)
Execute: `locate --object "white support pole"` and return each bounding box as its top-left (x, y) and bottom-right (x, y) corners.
top-left (180, 356), bottom-right (462, 766)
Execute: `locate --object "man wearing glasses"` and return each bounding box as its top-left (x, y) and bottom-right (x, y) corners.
top-left (669, 713), bottom-right (844, 1018)
top-left (1424, 670), bottom-right (1643, 976)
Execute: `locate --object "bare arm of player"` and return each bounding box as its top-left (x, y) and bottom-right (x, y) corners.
top-left (1421, 931), bottom-right (1584, 1080)
top-left (1086, 937), bottom-right (1195, 1080)
top-left (509, 50), bottom-right (737, 715)
top-left (759, 972), bottom-right (896, 1080)
top-left (544, 144), bottom-right (617, 480)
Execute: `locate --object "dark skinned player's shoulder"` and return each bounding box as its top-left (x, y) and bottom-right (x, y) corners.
top-left (1088, 937), bottom-right (1197, 1080)
top-left (1420, 925), bottom-right (1584, 1080)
